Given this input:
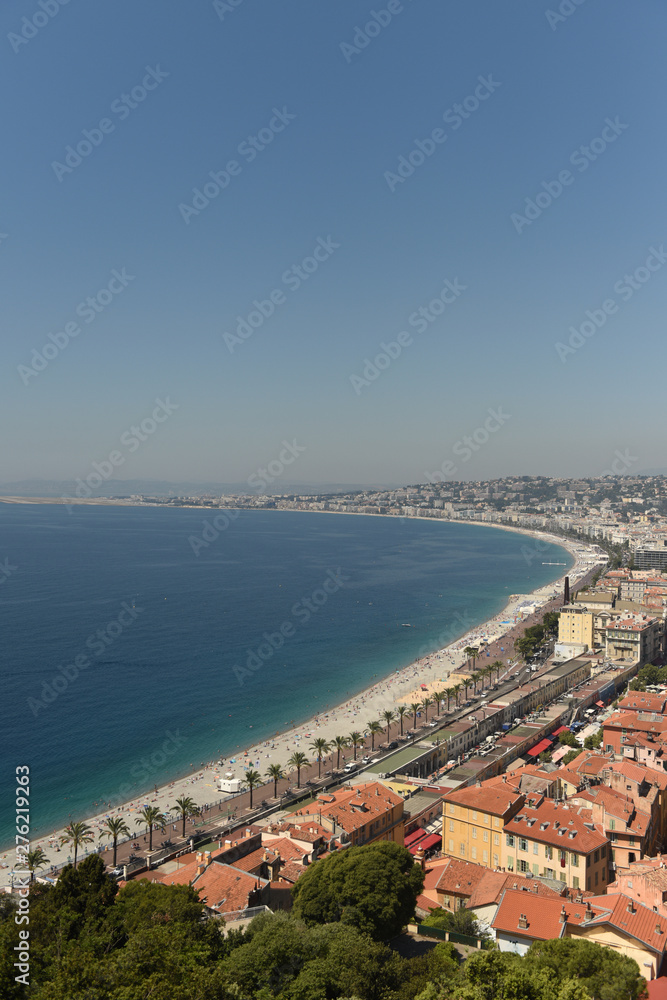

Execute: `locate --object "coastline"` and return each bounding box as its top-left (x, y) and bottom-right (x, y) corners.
top-left (0, 515), bottom-right (590, 881)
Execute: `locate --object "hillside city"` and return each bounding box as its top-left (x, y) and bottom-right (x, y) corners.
top-left (11, 475), bottom-right (667, 997)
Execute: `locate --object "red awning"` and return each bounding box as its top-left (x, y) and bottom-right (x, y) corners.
top-left (420, 833), bottom-right (442, 851)
top-left (527, 738), bottom-right (552, 757)
top-left (553, 726), bottom-right (568, 736)
top-left (405, 829), bottom-right (427, 847)
top-left (596, 700), bottom-right (605, 708)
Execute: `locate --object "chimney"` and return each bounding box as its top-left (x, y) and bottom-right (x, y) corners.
top-left (657, 925), bottom-right (663, 935)
top-left (196, 863), bottom-right (205, 876)
top-left (245, 828), bottom-right (252, 838)
top-left (560, 906), bottom-right (567, 923)
top-left (627, 901), bottom-right (635, 914)
top-left (518, 913), bottom-right (528, 930)
top-left (585, 902), bottom-right (593, 919)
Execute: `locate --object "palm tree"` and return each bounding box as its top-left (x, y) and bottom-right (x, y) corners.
top-left (266, 763), bottom-right (284, 798)
top-left (464, 645), bottom-right (479, 670)
top-left (462, 678), bottom-right (471, 701)
top-left (421, 696), bottom-right (431, 723)
top-left (288, 752), bottom-right (309, 788)
top-left (452, 683), bottom-right (462, 707)
top-left (471, 671), bottom-right (481, 694)
top-left (396, 705), bottom-right (408, 735)
top-left (332, 735), bottom-right (350, 770)
top-left (367, 720), bottom-right (383, 751)
top-left (99, 816), bottom-right (131, 867)
top-left (243, 769), bottom-right (263, 808)
top-left (137, 806), bottom-right (167, 852)
top-left (310, 738), bottom-right (331, 778)
top-left (349, 731), bottom-right (365, 760)
top-left (171, 796), bottom-right (198, 839)
top-left (492, 659), bottom-right (503, 683)
top-left (60, 821), bottom-right (95, 869)
top-left (433, 690), bottom-right (445, 715)
top-left (410, 703), bottom-right (421, 729)
top-left (445, 687), bottom-right (455, 712)
top-left (25, 847), bottom-right (49, 883)
top-left (382, 709), bottom-right (395, 739)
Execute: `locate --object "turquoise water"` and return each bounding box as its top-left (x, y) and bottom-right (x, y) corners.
top-left (0, 505), bottom-right (572, 848)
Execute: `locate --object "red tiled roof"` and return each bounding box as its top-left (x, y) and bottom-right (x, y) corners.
top-left (443, 783), bottom-right (523, 817)
top-left (583, 893), bottom-right (667, 953)
top-left (504, 799), bottom-right (607, 853)
top-left (192, 863), bottom-right (268, 915)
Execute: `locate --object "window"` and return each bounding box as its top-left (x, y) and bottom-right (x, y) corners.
top-left (494, 817), bottom-right (500, 828)
top-left (609, 819), bottom-right (615, 831)
top-left (573, 876), bottom-right (579, 889)
top-left (472, 810), bottom-right (477, 821)
top-left (506, 834), bottom-right (515, 847)
top-left (493, 853), bottom-right (499, 866)
top-left (483, 831), bottom-right (488, 843)
top-left (472, 828), bottom-right (477, 839)
top-left (507, 857), bottom-right (514, 871)
top-left (519, 838), bottom-right (528, 852)
top-left (494, 834), bottom-right (499, 846)
top-left (472, 846), bottom-right (477, 860)
top-left (518, 859), bottom-right (529, 873)
top-left (448, 839), bottom-right (454, 852)
top-left (559, 850), bottom-right (567, 865)
top-left (595, 871), bottom-right (599, 885)
top-left (533, 842), bottom-right (539, 855)
top-left (560, 873), bottom-right (566, 882)
top-left (484, 814), bottom-right (489, 825)
top-left (449, 820), bottom-right (454, 832)
top-left (532, 863), bottom-right (539, 876)
top-left (601, 869), bottom-right (605, 882)
top-left (460, 843), bottom-right (465, 857)
top-left (629, 837), bottom-right (636, 847)
top-left (571, 853), bottom-right (578, 867)
top-left (545, 845), bottom-right (553, 860)
top-left (587, 855), bottom-right (591, 868)
top-left (594, 849), bottom-right (599, 863)
top-left (449, 804), bottom-right (455, 815)
top-left (483, 850), bottom-right (488, 863)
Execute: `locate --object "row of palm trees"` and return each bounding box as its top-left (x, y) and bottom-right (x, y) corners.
top-left (43, 661), bottom-right (509, 878)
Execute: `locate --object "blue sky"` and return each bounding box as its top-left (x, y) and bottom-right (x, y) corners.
top-left (2, 0), bottom-right (666, 488)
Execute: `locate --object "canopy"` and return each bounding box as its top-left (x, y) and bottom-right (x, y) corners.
top-left (404, 829), bottom-right (427, 847)
top-left (596, 700), bottom-right (605, 708)
top-left (420, 833), bottom-right (442, 851)
top-left (552, 726), bottom-right (568, 736)
top-left (527, 738), bottom-right (552, 757)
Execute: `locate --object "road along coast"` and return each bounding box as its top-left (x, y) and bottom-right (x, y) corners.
top-left (0, 525), bottom-right (590, 887)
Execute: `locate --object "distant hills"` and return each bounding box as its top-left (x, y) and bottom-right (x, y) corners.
top-left (0, 478), bottom-right (400, 498)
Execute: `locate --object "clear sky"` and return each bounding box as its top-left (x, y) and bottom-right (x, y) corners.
top-left (2, 0), bottom-right (666, 488)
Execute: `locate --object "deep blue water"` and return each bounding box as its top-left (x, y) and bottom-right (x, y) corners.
top-left (0, 505), bottom-right (572, 848)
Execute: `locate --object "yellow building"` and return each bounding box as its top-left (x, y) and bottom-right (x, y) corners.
top-left (442, 784), bottom-right (524, 869)
top-left (558, 605), bottom-right (594, 649)
top-left (501, 794), bottom-right (610, 892)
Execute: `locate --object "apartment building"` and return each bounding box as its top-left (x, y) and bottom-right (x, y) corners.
top-left (557, 606), bottom-right (594, 654)
top-left (292, 782), bottom-right (405, 848)
top-left (442, 784), bottom-right (524, 869)
top-left (501, 794), bottom-right (610, 892)
top-left (603, 614), bottom-right (664, 664)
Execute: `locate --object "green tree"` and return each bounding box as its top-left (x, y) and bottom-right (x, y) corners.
top-left (60, 820), bottom-right (95, 868)
top-left (332, 735), bottom-right (350, 769)
top-left (367, 720), bottom-right (383, 750)
top-left (558, 730), bottom-right (579, 747)
top-left (349, 730), bottom-right (365, 760)
top-left (491, 660), bottom-right (503, 683)
top-left (382, 709), bottom-right (395, 738)
top-left (171, 796), bottom-right (198, 839)
top-left (243, 768), bottom-right (264, 807)
top-left (310, 737), bottom-right (331, 777)
top-left (136, 805), bottom-right (167, 852)
top-left (291, 841), bottom-right (424, 941)
top-left (525, 937), bottom-right (645, 1000)
top-left (584, 728), bottom-right (603, 750)
top-left (421, 696), bottom-right (432, 722)
top-left (266, 762), bottom-right (284, 798)
top-left (410, 703), bottom-right (421, 729)
top-left (25, 847), bottom-right (49, 883)
top-left (288, 752), bottom-right (309, 788)
top-left (99, 816), bottom-right (131, 867)
top-left (562, 749), bottom-right (582, 766)
top-left (397, 705), bottom-right (408, 735)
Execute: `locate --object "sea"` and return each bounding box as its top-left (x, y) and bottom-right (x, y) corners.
top-left (0, 504), bottom-right (573, 850)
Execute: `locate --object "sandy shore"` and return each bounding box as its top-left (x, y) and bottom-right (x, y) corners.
top-left (0, 524), bottom-right (593, 886)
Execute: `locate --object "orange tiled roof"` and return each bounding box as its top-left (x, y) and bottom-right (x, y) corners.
top-left (191, 863), bottom-right (268, 914)
top-left (504, 799), bottom-right (607, 853)
top-left (583, 893), bottom-right (667, 953)
top-left (292, 782), bottom-right (403, 836)
top-left (443, 783), bottom-right (523, 817)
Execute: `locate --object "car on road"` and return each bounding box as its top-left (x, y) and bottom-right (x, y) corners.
top-left (388, 740), bottom-right (399, 749)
